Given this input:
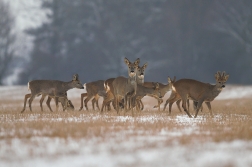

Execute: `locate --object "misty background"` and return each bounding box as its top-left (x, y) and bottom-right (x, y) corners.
top-left (0, 0), bottom-right (252, 85)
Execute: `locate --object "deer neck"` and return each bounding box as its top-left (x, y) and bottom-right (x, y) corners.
top-left (128, 75), bottom-right (137, 85)
top-left (62, 81), bottom-right (75, 92)
top-left (136, 76), bottom-right (144, 85)
top-left (211, 84), bottom-right (223, 98)
top-left (137, 84), bottom-right (154, 97)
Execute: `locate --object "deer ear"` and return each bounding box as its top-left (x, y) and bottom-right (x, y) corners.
top-left (143, 62), bottom-right (148, 69)
top-left (224, 74), bottom-right (229, 81)
top-left (73, 74), bottom-right (79, 81)
top-left (168, 77), bottom-right (171, 83)
top-left (134, 58), bottom-right (140, 66)
top-left (156, 82), bottom-right (159, 89)
top-left (215, 71), bottom-right (220, 80)
top-left (151, 82), bottom-right (156, 88)
top-left (124, 57), bottom-right (130, 65)
top-left (221, 71), bottom-right (226, 78)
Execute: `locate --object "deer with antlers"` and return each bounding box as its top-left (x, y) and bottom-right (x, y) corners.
top-left (164, 71), bottom-right (229, 118)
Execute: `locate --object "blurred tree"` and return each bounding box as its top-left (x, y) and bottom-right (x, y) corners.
top-left (0, 0), bottom-right (16, 85)
top-left (19, 0), bottom-right (251, 84)
top-left (211, 0), bottom-right (252, 83)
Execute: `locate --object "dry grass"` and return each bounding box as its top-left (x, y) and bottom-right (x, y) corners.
top-left (1, 97), bottom-right (252, 146)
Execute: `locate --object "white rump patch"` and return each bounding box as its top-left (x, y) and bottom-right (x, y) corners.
top-left (28, 82), bottom-right (30, 91)
top-left (106, 85), bottom-right (110, 93)
top-left (172, 85), bottom-right (176, 92)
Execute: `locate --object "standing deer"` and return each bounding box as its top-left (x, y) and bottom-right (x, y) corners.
top-left (22, 93), bottom-right (74, 112)
top-left (173, 99), bottom-right (203, 113)
top-left (21, 74), bottom-right (83, 113)
top-left (44, 95), bottom-right (74, 111)
top-left (130, 82), bottom-right (162, 111)
top-left (79, 80), bottom-right (106, 111)
top-left (136, 62), bottom-right (148, 84)
top-left (143, 76), bottom-right (176, 111)
top-left (165, 71), bottom-right (229, 118)
top-left (101, 78), bottom-right (116, 112)
top-left (101, 62), bottom-right (148, 113)
top-left (112, 57), bottom-right (140, 114)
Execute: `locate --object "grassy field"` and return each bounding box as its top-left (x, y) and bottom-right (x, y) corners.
top-left (0, 86), bottom-right (252, 167)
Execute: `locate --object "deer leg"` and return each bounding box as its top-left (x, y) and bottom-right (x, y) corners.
top-left (94, 95), bottom-right (100, 111)
top-left (79, 93), bottom-right (87, 111)
top-left (157, 98), bottom-right (163, 112)
top-left (84, 95), bottom-right (92, 111)
top-left (181, 96), bottom-right (192, 118)
top-left (176, 99), bottom-right (183, 112)
top-left (46, 96), bottom-right (53, 112)
top-left (163, 91), bottom-right (177, 111)
top-left (167, 95), bottom-right (181, 114)
top-left (194, 100), bottom-right (203, 118)
top-left (139, 100), bottom-right (144, 110)
top-left (55, 97), bottom-right (61, 112)
top-left (205, 102), bottom-right (213, 117)
top-left (58, 97), bottom-right (67, 111)
top-left (115, 97), bottom-right (120, 114)
top-left (60, 97), bottom-right (66, 111)
top-left (39, 95), bottom-right (46, 111)
top-left (193, 101), bottom-right (203, 112)
top-left (28, 95), bottom-right (35, 112)
top-left (153, 97), bottom-right (163, 112)
top-left (187, 99), bottom-right (190, 111)
top-left (101, 100), bottom-right (106, 112)
top-left (101, 95), bottom-right (110, 112)
top-left (163, 99), bottom-right (169, 111)
top-left (91, 98), bottom-right (96, 110)
top-left (21, 93), bottom-right (31, 113)
top-left (107, 102), bottom-right (111, 111)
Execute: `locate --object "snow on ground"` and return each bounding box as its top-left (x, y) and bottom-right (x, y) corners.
top-left (0, 85), bottom-right (252, 167)
top-left (1, 136), bottom-right (252, 167)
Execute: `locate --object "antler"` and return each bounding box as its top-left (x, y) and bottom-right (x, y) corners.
top-left (215, 71), bottom-right (221, 80)
top-left (221, 71), bottom-right (226, 78)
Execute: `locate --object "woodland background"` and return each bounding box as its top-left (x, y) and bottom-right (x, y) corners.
top-left (1, 0), bottom-right (252, 85)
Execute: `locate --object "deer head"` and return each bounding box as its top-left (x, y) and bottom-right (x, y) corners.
top-left (124, 57), bottom-right (140, 77)
top-left (215, 71), bottom-right (229, 90)
top-left (72, 74), bottom-right (84, 89)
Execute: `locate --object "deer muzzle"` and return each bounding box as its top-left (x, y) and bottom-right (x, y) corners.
top-left (222, 85), bottom-right (225, 88)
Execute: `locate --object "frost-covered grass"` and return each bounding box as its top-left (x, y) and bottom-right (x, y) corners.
top-left (0, 85), bottom-right (252, 167)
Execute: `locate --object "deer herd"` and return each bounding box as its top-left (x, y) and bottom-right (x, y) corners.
top-left (20, 57), bottom-right (229, 118)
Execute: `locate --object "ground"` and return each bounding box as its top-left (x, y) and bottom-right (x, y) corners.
top-left (0, 85), bottom-right (252, 167)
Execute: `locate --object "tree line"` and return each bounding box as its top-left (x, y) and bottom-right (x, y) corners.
top-left (1, 0), bottom-right (252, 85)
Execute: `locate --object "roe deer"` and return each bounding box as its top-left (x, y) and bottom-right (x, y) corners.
top-left (21, 74), bottom-right (83, 113)
top-left (175, 99), bottom-right (203, 113)
top-left (134, 62), bottom-right (148, 109)
top-left (101, 62), bottom-right (148, 113)
top-left (163, 91), bottom-right (203, 114)
top-left (45, 95), bottom-right (74, 111)
top-left (22, 93), bottom-right (74, 112)
top-left (101, 78), bottom-right (116, 112)
top-left (167, 71), bottom-right (229, 118)
top-left (112, 57), bottom-right (140, 114)
top-left (130, 82), bottom-right (162, 111)
top-left (79, 80), bottom-right (106, 111)
top-left (143, 76), bottom-right (176, 111)
top-left (136, 62), bottom-right (148, 84)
